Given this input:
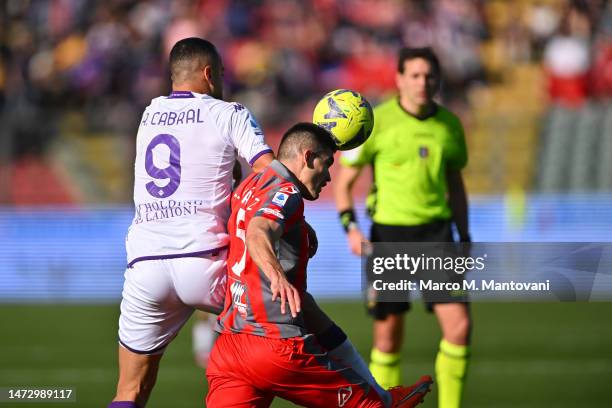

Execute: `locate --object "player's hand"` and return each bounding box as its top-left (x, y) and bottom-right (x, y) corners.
top-left (347, 228), bottom-right (371, 256)
top-left (270, 273), bottom-right (301, 318)
top-left (305, 221), bottom-right (318, 258)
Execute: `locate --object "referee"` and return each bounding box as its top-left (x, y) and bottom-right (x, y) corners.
top-left (334, 47), bottom-right (471, 408)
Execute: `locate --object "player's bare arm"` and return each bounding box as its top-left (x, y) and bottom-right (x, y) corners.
top-left (446, 168), bottom-right (470, 242)
top-left (251, 152), bottom-right (274, 173)
top-left (334, 164), bottom-right (370, 255)
top-left (334, 164), bottom-right (362, 213)
top-left (246, 216), bottom-right (301, 317)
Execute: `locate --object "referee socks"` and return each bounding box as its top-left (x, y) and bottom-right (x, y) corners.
top-left (435, 339), bottom-right (470, 408)
top-left (369, 348), bottom-right (402, 390)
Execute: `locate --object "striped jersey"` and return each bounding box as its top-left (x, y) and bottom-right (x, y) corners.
top-left (216, 160), bottom-right (309, 338)
top-left (126, 91), bottom-right (271, 266)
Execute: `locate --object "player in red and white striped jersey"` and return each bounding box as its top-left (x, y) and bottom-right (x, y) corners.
top-left (207, 123), bottom-right (432, 408)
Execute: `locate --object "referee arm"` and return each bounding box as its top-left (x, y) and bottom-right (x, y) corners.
top-left (446, 168), bottom-right (470, 242)
top-left (334, 164), bottom-right (370, 256)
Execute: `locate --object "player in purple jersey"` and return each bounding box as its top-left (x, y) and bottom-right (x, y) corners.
top-left (108, 38), bottom-right (272, 408)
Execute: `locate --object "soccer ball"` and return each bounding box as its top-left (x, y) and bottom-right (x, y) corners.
top-left (312, 89), bottom-right (374, 151)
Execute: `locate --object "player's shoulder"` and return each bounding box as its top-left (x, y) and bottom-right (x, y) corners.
top-left (435, 105), bottom-right (463, 128)
top-left (373, 98), bottom-right (399, 117)
top-left (273, 182), bottom-right (301, 197)
top-left (264, 170), bottom-right (301, 196)
top-left (145, 95), bottom-right (167, 110)
top-left (264, 182), bottom-right (302, 214)
top-left (255, 161), bottom-right (300, 196)
top-left (372, 98), bottom-right (405, 136)
top-left (198, 95), bottom-right (249, 115)
top-left (260, 168), bottom-right (302, 197)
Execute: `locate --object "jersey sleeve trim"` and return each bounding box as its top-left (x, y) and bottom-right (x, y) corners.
top-left (255, 211), bottom-right (285, 224)
top-left (248, 148), bottom-right (274, 166)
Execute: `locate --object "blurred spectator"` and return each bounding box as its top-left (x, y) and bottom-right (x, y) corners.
top-left (590, 3), bottom-right (612, 99)
top-left (1, 0), bottom-right (610, 203)
top-left (543, 2), bottom-right (592, 108)
top-left (528, 1), bottom-right (561, 59)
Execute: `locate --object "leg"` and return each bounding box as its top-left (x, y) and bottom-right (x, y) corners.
top-left (192, 311), bottom-right (215, 368)
top-left (326, 336), bottom-right (391, 406)
top-left (110, 260), bottom-right (195, 407)
top-left (273, 335), bottom-right (431, 408)
top-left (434, 303), bottom-right (470, 345)
top-left (112, 345), bottom-right (163, 406)
top-left (269, 336), bottom-right (386, 408)
top-left (369, 303), bottom-right (408, 389)
top-left (366, 223), bottom-right (416, 390)
top-left (206, 334), bottom-right (275, 408)
top-left (208, 333), bottom-right (400, 408)
top-left (207, 375), bottom-right (273, 408)
top-left (174, 254), bottom-right (227, 369)
top-left (433, 303), bottom-right (471, 408)
top-left (373, 313), bottom-right (405, 353)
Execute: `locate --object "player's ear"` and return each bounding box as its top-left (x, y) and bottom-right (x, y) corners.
top-left (395, 71), bottom-right (404, 89)
top-left (203, 64), bottom-right (213, 84)
top-left (304, 149), bottom-right (316, 169)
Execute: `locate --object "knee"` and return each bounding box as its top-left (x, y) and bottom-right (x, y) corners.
top-left (374, 337), bottom-right (400, 353)
top-left (443, 314), bottom-right (472, 345)
top-left (373, 322), bottom-right (404, 353)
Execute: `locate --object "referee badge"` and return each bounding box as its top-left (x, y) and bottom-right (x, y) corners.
top-left (419, 146), bottom-right (429, 158)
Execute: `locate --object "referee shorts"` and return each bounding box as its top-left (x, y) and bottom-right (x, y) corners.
top-left (367, 220), bottom-right (467, 319)
top-left (206, 333), bottom-right (384, 408)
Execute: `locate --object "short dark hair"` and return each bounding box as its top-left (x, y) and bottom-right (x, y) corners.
top-left (169, 37), bottom-right (220, 82)
top-left (278, 122), bottom-right (337, 160)
top-left (397, 47), bottom-right (440, 75)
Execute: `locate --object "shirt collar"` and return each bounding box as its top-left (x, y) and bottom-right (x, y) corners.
top-left (168, 91), bottom-right (195, 98)
top-left (269, 160), bottom-right (302, 192)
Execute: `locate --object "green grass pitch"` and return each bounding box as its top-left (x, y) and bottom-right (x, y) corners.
top-left (1, 302), bottom-right (611, 407)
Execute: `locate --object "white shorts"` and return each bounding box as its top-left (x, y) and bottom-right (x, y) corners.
top-left (118, 250), bottom-right (227, 354)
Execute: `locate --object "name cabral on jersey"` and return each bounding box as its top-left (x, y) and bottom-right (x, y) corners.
top-left (140, 103), bottom-right (247, 127)
top-left (140, 108), bottom-right (205, 127)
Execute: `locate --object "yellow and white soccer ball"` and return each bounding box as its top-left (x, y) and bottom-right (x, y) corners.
top-left (312, 89), bottom-right (374, 151)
